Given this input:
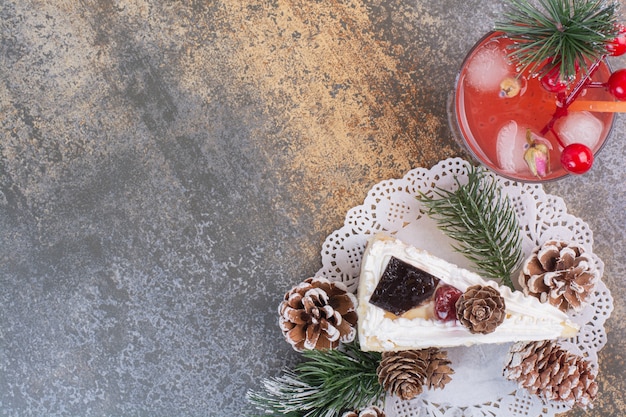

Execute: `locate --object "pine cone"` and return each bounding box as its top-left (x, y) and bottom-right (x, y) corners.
top-left (455, 285), bottom-right (505, 334)
top-left (504, 340), bottom-right (598, 409)
top-left (425, 348), bottom-right (454, 390)
top-left (279, 277), bottom-right (357, 351)
top-left (519, 240), bottom-right (599, 312)
top-left (377, 348), bottom-right (453, 400)
top-left (341, 406), bottom-right (386, 417)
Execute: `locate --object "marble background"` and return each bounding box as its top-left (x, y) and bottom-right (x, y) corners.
top-left (1, 1), bottom-right (624, 416)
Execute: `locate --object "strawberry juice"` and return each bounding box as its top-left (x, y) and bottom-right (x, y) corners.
top-left (452, 32), bottom-right (614, 181)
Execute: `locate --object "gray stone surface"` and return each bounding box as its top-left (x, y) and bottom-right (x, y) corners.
top-left (1, 1), bottom-right (624, 416)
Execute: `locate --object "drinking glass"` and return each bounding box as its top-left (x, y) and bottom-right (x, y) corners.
top-left (449, 31), bottom-right (615, 182)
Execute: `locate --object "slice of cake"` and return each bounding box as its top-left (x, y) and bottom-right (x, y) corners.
top-left (357, 234), bottom-right (579, 352)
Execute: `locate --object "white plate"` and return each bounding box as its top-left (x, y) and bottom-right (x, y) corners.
top-left (315, 158), bottom-right (613, 417)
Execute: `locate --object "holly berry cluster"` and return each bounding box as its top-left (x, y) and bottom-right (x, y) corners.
top-left (540, 25), bottom-right (626, 175)
top-left (605, 25), bottom-right (626, 100)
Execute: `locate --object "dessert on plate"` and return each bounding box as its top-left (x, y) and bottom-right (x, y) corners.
top-left (357, 234), bottom-right (579, 351)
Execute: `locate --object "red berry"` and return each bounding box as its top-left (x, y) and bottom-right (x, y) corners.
top-left (607, 68), bottom-right (626, 100)
top-left (560, 143), bottom-right (594, 174)
top-left (540, 64), bottom-right (569, 93)
top-left (434, 284), bottom-right (462, 322)
top-left (606, 24), bottom-right (626, 56)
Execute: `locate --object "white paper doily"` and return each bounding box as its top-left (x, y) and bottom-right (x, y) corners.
top-left (315, 158), bottom-right (613, 417)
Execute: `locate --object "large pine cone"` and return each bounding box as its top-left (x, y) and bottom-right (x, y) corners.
top-left (278, 277), bottom-right (357, 351)
top-left (455, 285), bottom-right (505, 334)
top-left (377, 348), bottom-right (453, 400)
top-left (519, 240), bottom-right (599, 312)
top-left (504, 340), bottom-right (598, 409)
top-left (341, 406), bottom-right (386, 417)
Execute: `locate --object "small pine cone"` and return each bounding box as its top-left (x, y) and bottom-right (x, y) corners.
top-left (504, 340), bottom-right (598, 409)
top-left (341, 406), bottom-right (386, 417)
top-left (425, 348), bottom-right (454, 390)
top-left (377, 348), bottom-right (452, 400)
top-left (279, 277), bottom-right (357, 351)
top-left (519, 240), bottom-right (599, 312)
top-left (455, 285), bottom-right (505, 334)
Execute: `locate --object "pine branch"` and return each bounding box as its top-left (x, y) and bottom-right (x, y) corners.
top-left (418, 165), bottom-right (523, 290)
top-left (495, 0), bottom-right (618, 80)
top-left (247, 342), bottom-right (383, 417)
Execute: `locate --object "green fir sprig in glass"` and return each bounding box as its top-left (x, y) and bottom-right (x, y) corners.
top-left (495, 0), bottom-right (618, 81)
top-left (418, 165), bottom-right (522, 290)
top-left (247, 342), bottom-right (383, 417)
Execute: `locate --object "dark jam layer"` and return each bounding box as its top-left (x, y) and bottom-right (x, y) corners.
top-left (369, 256), bottom-right (440, 316)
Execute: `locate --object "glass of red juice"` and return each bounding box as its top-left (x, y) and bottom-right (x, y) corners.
top-left (449, 31), bottom-right (615, 182)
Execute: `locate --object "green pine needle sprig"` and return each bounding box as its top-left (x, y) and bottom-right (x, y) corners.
top-left (418, 165), bottom-right (523, 290)
top-left (247, 342), bottom-right (383, 417)
top-left (495, 0), bottom-right (618, 80)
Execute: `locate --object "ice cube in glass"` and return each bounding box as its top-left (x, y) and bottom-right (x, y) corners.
top-left (496, 120), bottom-right (529, 174)
top-left (554, 111), bottom-right (604, 150)
top-left (465, 42), bottom-right (511, 92)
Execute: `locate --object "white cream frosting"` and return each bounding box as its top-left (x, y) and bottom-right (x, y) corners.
top-left (357, 234), bottom-right (579, 351)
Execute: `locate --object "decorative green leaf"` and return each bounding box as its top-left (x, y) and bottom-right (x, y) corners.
top-left (418, 165), bottom-right (523, 290)
top-left (247, 342), bottom-right (383, 417)
top-left (495, 0), bottom-right (618, 80)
